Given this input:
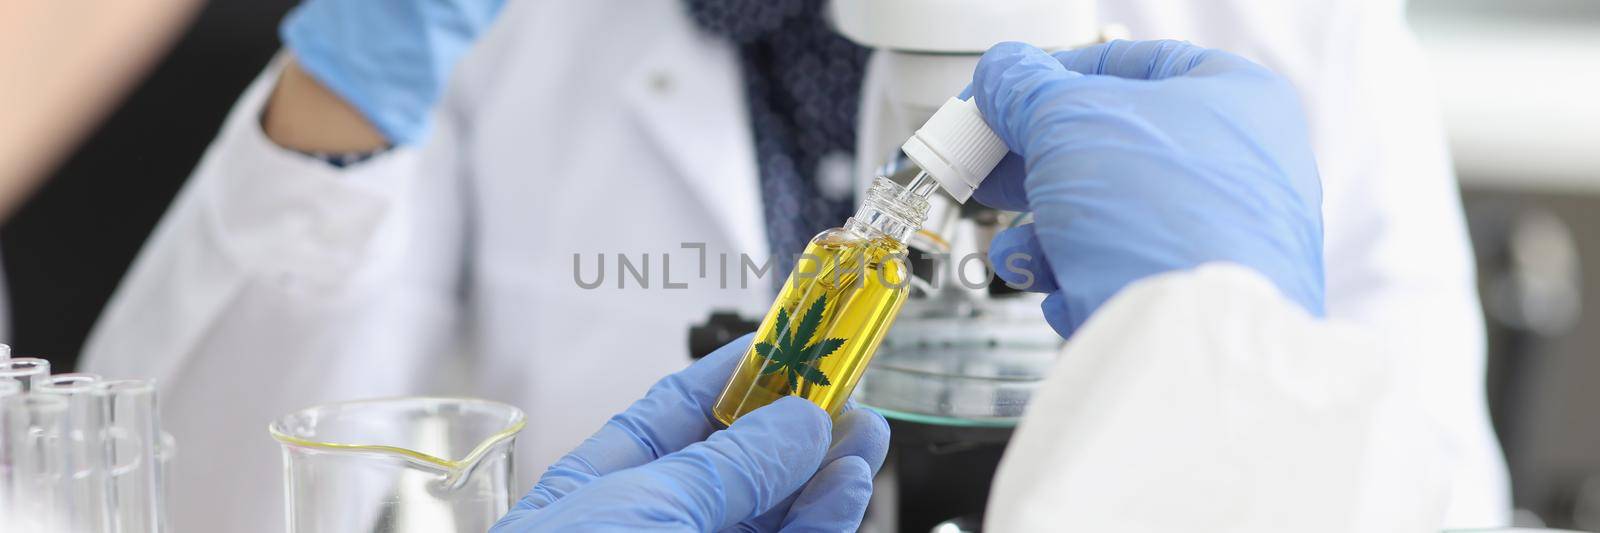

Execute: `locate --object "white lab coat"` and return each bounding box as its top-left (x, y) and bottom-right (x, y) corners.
top-left (988, 264), bottom-right (1455, 532)
top-left (81, 0), bottom-right (1506, 530)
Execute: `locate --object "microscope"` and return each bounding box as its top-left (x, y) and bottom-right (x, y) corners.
top-left (690, 1), bottom-right (1107, 530)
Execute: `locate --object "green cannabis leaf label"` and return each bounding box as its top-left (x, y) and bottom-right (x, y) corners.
top-left (757, 294), bottom-right (847, 393)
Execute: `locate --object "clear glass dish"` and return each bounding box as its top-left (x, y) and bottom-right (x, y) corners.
top-left (856, 299), bottom-right (1061, 427)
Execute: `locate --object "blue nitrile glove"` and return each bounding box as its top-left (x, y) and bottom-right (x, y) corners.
top-left (279, 0), bottom-right (506, 145)
top-left (971, 40), bottom-right (1325, 338)
top-left (490, 335), bottom-right (891, 532)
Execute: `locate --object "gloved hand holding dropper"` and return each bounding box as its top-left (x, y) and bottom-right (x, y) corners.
top-left (972, 40), bottom-right (1326, 338)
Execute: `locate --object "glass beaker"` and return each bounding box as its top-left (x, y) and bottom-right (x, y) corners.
top-left (269, 397), bottom-right (525, 533)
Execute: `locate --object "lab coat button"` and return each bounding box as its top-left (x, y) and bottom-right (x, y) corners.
top-left (648, 71), bottom-right (675, 96)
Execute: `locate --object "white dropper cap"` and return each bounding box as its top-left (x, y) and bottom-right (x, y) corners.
top-left (899, 97), bottom-right (1009, 204)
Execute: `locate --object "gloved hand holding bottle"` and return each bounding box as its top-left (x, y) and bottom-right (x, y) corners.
top-left (972, 40), bottom-right (1326, 338)
top-left (491, 335), bottom-right (890, 532)
top-left (266, 0), bottom-right (508, 150)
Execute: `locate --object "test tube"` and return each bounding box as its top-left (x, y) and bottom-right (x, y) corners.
top-left (35, 373), bottom-right (111, 533)
top-left (1, 393), bottom-right (71, 532)
top-left (0, 380), bottom-right (23, 519)
top-left (0, 357), bottom-right (50, 391)
top-left (99, 379), bottom-right (165, 533)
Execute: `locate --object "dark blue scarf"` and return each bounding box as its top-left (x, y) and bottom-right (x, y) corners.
top-left (683, 0), bottom-right (870, 282)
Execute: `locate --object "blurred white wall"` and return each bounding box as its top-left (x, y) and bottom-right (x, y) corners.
top-left (1411, 0), bottom-right (1600, 193)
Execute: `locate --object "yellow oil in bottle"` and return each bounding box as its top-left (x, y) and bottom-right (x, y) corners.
top-left (712, 229), bottom-right (912, 425)
top-left (711, 97), bottom-right (1008, 425)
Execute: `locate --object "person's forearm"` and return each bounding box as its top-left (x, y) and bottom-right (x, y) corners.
top-left (262, 56), bottom-right (387, 153)
top-left (0, 0), bottom-right (201, 220)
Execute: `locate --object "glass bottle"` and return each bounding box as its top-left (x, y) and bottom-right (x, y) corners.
top-left (713, 97), bottom-right (1008, 425)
